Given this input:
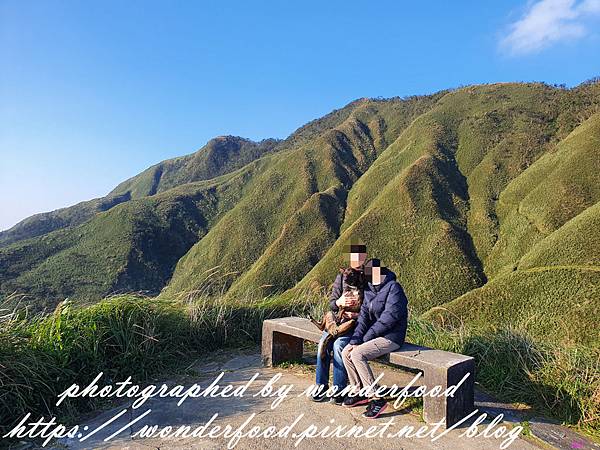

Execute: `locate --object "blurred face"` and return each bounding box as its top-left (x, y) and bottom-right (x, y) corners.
top-left (370, 266), bottom-right (382, 285)
top-left (349, 251), bottom-right (367, 269)
top-left (365, 265), bottom-right (382, 284)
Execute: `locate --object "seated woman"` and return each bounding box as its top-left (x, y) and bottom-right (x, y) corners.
top-left (311, 244), bottom-right (367, 404)
top-left (341, 258), bottom-right (408, 418)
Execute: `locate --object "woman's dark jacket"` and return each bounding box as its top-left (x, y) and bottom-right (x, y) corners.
top-left (349, 269), bottom-right (408, 347)
top-left (328, 273), bottom-right (345, 312)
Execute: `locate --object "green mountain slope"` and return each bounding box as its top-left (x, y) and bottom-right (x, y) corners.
top-left (424, 201), bottom-right (600, 346)
top-left (0, 94), bottom-right (441, 306)
top-left (291, 82), bottom-right (600, 313)
top-left (0, 162), bottom-right (263, 306)
top-left (485, 112), bottom-right (600, 276)
top-left (108, 136), bottom-right (281, 199)
top-left (423, 266), bottom-right (599, 347)
top-left (423, 127), bottom-right (600, 346)
top-left (293, 118), bottom-right (487, 313)
top-left (0, 98), bottom-right (408, 249)
top-left (518, 200), bottom-right (600, 270)
top-left (0, 193), bottom-right (132, 248)
top-left (1, 81), bottom-right (599, 336)
top-left (0, 136), bottom-right (280, 248)
top-left (163, 96), bottom-right (444, 298)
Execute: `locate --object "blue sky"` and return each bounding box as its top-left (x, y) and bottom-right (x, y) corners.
top-left (1, 0), bottom-right (600, 231)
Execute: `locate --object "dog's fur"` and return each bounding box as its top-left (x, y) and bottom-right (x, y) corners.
top-left (311, 267), bottom-right (365, 359)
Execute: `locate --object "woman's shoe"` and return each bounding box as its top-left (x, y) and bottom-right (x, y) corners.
top-left (342, 395), bottom-right (370, 407)
top-left (310, 385), bottom-right (329, 402)
top-left (329, 395), bottom-right (345, 405)
top-left (362, 399), bottom-right (388, 418)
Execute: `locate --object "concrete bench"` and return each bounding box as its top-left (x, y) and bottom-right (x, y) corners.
top-left (262, 316), bottom-right (475, 427)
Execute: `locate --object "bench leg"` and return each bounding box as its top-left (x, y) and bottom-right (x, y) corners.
top-left (262, 326), bottom-right (304, 367)
top-left (422, 359), bottom-right (475, 427)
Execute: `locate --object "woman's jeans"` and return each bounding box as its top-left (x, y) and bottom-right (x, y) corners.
top-left (315, 330), bottom-right (351, 390)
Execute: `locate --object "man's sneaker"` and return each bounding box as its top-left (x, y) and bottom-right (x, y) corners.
top-left (310, 386), bottom-right (329, 402)
top-left (373, 385), bottom-right (393, 398)
top-left (362, 398), bottom-right (388, 418)
top-left (329, 394), bottom-right (345, 405)
top-left (342, 394), bottom-right (370, 407)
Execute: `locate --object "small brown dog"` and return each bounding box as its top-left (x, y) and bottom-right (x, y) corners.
top-left (311, 267), bottom-right (365, 358)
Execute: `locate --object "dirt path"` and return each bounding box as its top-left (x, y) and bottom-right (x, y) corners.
top-left (47, 349), bottom-right (557, 450)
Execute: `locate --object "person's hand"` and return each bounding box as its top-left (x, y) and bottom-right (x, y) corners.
top-left (342, 311), bottom-right (359, 319)
top-left (336, 292), bottom-right (353, 307)
top-left (336, 292), bottom-right (359, 308)
top-left (343, 292), bottom-right (359, 307)
top-left (344, 298), bottom-right (357, 308)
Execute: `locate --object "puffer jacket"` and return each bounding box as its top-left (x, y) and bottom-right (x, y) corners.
top-left (349, 269), bottom-right (408, 347)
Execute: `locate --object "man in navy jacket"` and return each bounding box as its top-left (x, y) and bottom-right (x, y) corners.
top-left (341, 258), bottom-right (408, 418)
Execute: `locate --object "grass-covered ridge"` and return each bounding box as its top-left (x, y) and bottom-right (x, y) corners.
top-left (0, 161), bottom-right (269, 307)
top-left (2, 82), bottom-right (599, 315)
top-left (0, 137), bottom-right (280, 249)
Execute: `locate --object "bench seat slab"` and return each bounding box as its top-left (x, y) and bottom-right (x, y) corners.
top-left (261, 317), bottom-right (475, 427)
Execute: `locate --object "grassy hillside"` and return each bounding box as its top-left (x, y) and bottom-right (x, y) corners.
top-left (0, 162), bottom-right (265, 309)
top-left (108, 136), bottom-right (281, 199)
top-left (0, 136), bottom-right (281, 248)
top-left (292, 82), bottom-right (600, 313)
top-left (163, 96), bottom-right (444, 298)
top-left (0, 94), bottom-right (442, 305)
top-left (485, 112), bottom-right (600, 277)
top-left (423, 266), bottom-right (599, 347)
top-left (426, 200), bottom-right (600, 346)
top-left (0, 192), bottom-right (131, 248)
top-left (422, 109), bottom-right (600, 344)
top-left (518, 200), bottom-right (600, 270)
top-left (1, 81), bottom-right (599, 339)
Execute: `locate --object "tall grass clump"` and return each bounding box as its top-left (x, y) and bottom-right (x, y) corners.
top-left (1, 292), bottom-right (597, 440)
top-left (0, 291), bottom-right (320, 437)
top-left (408, 314), bottom-right (600, 435)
